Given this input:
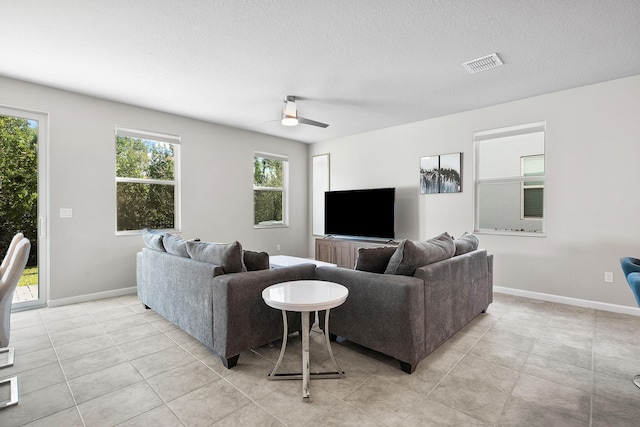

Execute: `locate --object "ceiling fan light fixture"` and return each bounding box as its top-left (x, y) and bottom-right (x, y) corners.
top-left (281, 114), bottom-right (298, 126)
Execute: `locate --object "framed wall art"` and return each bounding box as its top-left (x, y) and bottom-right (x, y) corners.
top-left (420, 152), bottom-right (462, 194)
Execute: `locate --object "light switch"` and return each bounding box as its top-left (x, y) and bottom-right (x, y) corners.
top-left (60, 208), bottom-right (73, 218)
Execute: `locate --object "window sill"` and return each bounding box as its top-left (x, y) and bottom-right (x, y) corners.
top-left (475, 229), bottom-right (546, 238)
top-left (254, 224), bottom-right (289, 230)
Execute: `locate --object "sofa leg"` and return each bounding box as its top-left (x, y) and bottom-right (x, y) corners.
top-left (223, 355), bottom-right (240, 369)
top-left (399, 361), bottom-right (415, 374)
top-left (143, 303), bottom-right (151, 310)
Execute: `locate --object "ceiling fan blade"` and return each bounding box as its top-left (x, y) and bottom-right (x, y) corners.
top-left (298, 116), bottom-right (329, 128)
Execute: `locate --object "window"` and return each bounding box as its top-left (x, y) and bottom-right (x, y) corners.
top-left (474, 122), bottom-right (545, 235)
top-left (115, 127), bottom-right (180, 233)
top-left (521, 155), bottom-right (544, 219)
top-left (254, 152), bottom-right (288, 227)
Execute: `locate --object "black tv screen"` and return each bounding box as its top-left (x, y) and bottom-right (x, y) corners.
top-left (324, 188), bottom-right (395, 239)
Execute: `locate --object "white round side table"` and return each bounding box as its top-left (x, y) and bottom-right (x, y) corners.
top-left (262, 280), bottom-right (348, 399)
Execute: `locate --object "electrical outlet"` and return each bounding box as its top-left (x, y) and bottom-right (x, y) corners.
top-left (60, 208), bottom-right (73, 218)
top-left (276, 244), bottom-right (281, 251)
top-left (604, 272), bottom-right (613, 283)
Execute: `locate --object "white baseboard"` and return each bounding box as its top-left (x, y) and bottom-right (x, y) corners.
top-left (47, 286), bottom-right (137, 308)
top-left (494, 286), bottom-right (640, 317)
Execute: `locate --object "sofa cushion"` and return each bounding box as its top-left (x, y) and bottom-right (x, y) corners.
top-left (163, 233), bottom-right (190, 257)
top-left (384, 232), bottom-right (455, 276)
top-left (454, 233), bottom-right (479, 256)
top-left (142, 229), bottom-right (165, 251)
top-left (186, 240), bottom-right (245, 273)
top-left (355, 246), bottom-right (397, 273)
top-left (243, 250), bottom-right (270, 271)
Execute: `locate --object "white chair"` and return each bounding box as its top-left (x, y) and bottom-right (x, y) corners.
top-left (0, 236), bottom-right (30, 409)
top-left (0, 233), bottom-right (24, 278)
top-left (0, 236), bottom-right (30, 348)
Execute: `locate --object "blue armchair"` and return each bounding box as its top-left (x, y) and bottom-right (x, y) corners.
top-left (620, 256), bottom-right (640, 389)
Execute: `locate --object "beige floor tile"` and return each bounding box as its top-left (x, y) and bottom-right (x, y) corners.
top-left (44, 314), bottom-right (97, 334)
top-left (0, 382), bottom-right (75, 427)
top-left (8, 334), bottom-right (52, 356)
top-left (592, 371), bottom-right (640, 408)
top-left (99, 313), bottom-right (149, 333)
top-left (39, 304), bottom-right (89, 323)
top-left (213, 402), bottom-right (285, 426)
top-left (342, 376), bottom-right (427, 426)
top-left (8, 323), bottom-right (48, 342)
top-left (117, 404), bottom-right (184, 426)
top-left (479, 329), bottom-right (537, 353)
top-left (591, 394), bottom-right (640, 427)
top-left (307, 399), bottom-right (386, 426)
top-left (9, 315), bottom-right (43, 331)
top-left (90, 305), bottom-right (137, 323)
top-left (12, 362), bottom-right (66, 394)
top-left (168, 381), bottom-right (252, 426)
top-left (107, 322), bottom-right (161, 345)
top-left (49, 324), bottom-right (106, 347)
top-left (54, 333), bottom-right (116, 361)
top-left (497, 396), bottom-right (588, 427)
top-left (130, 345), bottom-right (196, 378)
top-left (593, 351), bottom-right (640, 380)
top-left (522, 353), bottom-right (593, 392)
top-left (147, 360), bottom-right (222, 402)
top-left (118, 332), bottom-right (177, 360)
top-left (512, 373), bottom-right (591, 423)
top-left (1, 346), bottom-right (57, 376)
top-left (78, 381), bottom-right (163, 426)
top-left (467, 338), bottom-right (529, 371)
top-left (68, 362), bottom-right (144, 404)
top-left (22, 407), bottom-right (84, 427)
top-left (60, 346), bottom-right (128, 379)
top-left (256, 385), bottom-right (342, 426)
top-left (529, 338), bottom-right (592, 370)
top-left (401, 398), bottom-right (488, 426)
top-left (428, 372), bottom-right (511, 424)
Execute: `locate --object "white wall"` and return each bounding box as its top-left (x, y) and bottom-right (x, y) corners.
top-left (0, 76), bottom-right (310, 303)
top-left (310, 75), bottom-right (640, 309)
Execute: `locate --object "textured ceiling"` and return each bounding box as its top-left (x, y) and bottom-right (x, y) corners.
top-left (1, 1), bottom-right (639, 143)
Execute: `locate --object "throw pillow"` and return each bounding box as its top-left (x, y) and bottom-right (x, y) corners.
top-left (454, 232), bottom-right (479, 256)
top-left (163, 233), bottom-right (190, 257)
top-left (243, 250), bottom-right (270, 271)
top-left (142, 229), bottom-right (165, 251)
top-left (384, 232), bottom-right (455, 276)
top-left (355, 246), bottom-right (397, 273)
top-left (186, 240), bottom-right (245, 273)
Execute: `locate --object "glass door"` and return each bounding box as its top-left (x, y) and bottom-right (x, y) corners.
top-left (0, 105), bottom-right (48, 309)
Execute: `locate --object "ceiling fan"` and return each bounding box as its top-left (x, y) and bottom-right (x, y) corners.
top-left (280, 96), bottom-right (329, 128)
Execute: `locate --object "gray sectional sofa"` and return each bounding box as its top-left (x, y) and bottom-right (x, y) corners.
top-left (136, 230), bottom-right (492, 374)
top-left (136, 230), bottom-right (316, 368)
top-left (315, 232), bottom-right (493, 373)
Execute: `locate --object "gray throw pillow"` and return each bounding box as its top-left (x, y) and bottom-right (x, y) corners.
top-left (243, 250), bottom-right (270, 271)
top-left (355, 246), bottom-right (397, 273)
top-left (142, 229), bottom-right (165, 251)
top-left (454, 232), bottom-right (479, 256)
top-left (186, 241), bottom-right (245, 273)
top-left (163, 233), bottom-right (190, 257)
top-left (384, 232), bottom-right (455, 276)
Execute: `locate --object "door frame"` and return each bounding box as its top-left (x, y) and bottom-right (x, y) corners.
top-left (0, 104), bottom-right (49, 310)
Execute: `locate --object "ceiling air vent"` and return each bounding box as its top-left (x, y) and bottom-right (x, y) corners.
top-left (463, 53), bottom-right (503, 74)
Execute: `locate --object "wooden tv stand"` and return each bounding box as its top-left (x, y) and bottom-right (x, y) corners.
top-left (315, 237), bottom-right (398, 269)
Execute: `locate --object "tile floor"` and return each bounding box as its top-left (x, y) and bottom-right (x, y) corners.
top-left (1, 292), bottom-right (639, 426)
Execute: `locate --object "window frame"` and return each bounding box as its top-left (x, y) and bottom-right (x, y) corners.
top-left (253, 151), bottom-right (289, 228)
top-left (473, 121), bottom-right (545, 237)
top-left (115, 126), bottom-right (181, 235)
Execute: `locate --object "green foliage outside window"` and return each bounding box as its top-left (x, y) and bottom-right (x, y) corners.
top-left (0, 116), bottom-right (38, 266)
top-left (254, 156), bottom-right (285, 225)
top-left (116, 136), bottom-right (176, 231)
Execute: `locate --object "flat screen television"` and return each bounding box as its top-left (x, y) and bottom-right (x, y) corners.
top-left (324, 188), bottom-right (395, 239)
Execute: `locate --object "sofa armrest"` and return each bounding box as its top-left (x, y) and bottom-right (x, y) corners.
top-left (314, 266), bottom-right (426, 369)
top-left (211, 263), bottom-right (317, 360)
top-left (413, 249), bottom-right (491, 354)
